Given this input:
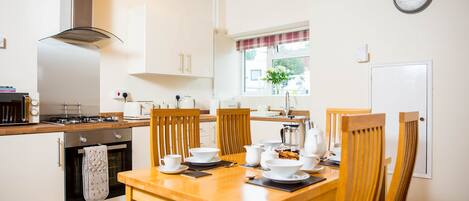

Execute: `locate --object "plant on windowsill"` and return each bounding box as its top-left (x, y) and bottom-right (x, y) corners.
top-left (262, 66), bottom-right (292, 95)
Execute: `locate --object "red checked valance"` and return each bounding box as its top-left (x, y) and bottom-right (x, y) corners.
top-left (236, 29), bottom-right (309, 51)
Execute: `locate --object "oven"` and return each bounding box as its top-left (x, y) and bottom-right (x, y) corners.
top-left (64, 128), bottom-right (132, 201)
top-left (0, 92), bottom-right (39, 125)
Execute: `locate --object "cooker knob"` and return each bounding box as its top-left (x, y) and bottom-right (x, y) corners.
top-left (114, 134), bottom-right (122, 139)
top-left (31, 99), bottom-right (39, 106)
top-left (30, 109), bottom-right (39, 116)
top-left (80, 136), bottom-right (87, 143)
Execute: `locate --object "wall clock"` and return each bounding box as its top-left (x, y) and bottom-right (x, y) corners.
top-left (394, 0), bottom-right (432, 14)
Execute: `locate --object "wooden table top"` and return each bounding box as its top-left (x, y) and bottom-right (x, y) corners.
top-left (118, 153), bottom-right (339, 201)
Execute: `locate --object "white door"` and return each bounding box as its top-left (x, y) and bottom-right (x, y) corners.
top-left (146, 0), bottom-right (186, 75)
top-left (0, 132), bottom-right (65, 201)
top-left (181, 0), bottom-right (214, 77)
top-left (132, 126), bottom-right (151, 169)
top-left (371, 61), bottom-right (432, 178)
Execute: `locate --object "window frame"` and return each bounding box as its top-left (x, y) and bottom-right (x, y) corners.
top-left (241, 43), bottom-right (311, 97)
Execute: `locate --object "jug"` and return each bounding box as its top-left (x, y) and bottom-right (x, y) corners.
top-left (261, 147), bottom-right (279, 169)
top-left (303, 122), bottom-right (327, 157)
top-left (244, 145), bottom-right (262, 166)
top-left (280, 123), bottom-right (300, 151)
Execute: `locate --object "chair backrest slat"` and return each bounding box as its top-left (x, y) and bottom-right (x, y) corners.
top-left (216, 108), bottom-right (252, 155)
top-left (336, 113), bottom-right (386, 201)
top-left (387, 112), bottom-right (419, 201)
top-left (150, 109), bottom-right (200, 167)
top-left (326, 108), bottom-right (371, 151)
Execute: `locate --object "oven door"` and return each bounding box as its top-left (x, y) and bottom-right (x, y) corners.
top-left (65, 141), bottom-right (132, 201)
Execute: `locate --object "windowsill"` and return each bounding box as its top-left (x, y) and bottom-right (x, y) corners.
top-left (241, 94), bottom-right (311, 97)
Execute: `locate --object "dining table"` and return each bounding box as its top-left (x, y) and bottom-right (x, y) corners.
top-left (118, 153), bottom-right (391, 201)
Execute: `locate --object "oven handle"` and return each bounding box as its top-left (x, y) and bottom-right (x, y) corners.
top-left (77, 144), bottom-right (128, 154)
top-left (57, 138), bottom-right (63, 167)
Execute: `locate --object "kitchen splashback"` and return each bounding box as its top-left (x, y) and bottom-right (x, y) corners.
top-left (38, 39), bottom-right (100, 117)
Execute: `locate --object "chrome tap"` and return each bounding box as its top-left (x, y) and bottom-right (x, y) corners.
top-left (284, 91), bottom-right (290, 117)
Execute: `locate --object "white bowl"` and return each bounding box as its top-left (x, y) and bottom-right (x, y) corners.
top-left (189, 148), bottom-right (220, 162)
top-left (265, 159), bottom-right (304, 179)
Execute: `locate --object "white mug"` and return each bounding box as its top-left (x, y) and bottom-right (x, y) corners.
top-left (300, 154), bottom-right (320, 170)
top-left (244, 145), bottom-right (262, 166)
top-left (160, 154), bottom-right (182, 170)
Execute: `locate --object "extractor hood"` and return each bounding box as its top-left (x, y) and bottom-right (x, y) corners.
top-left (40, 0), bottom-right (123, 48)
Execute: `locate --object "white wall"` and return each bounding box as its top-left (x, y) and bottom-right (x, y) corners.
top-left (216, 0), bottom-right (312, 110)
top-left (213, 32), bottom-right (240, 99)
top-left (0, 0), bottom-right (60, 92)
top-left (94, 0), bottom-right (214, 112)
top-left (0, 0), bottom-right (212, 112)
top-left (224, 0), bottom-right (311, 36)
top-left (217, 0), bottom-right (469, 200)
top-left (309, 0), bottom-right (469, 200)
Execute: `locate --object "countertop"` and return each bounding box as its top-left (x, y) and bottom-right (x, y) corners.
top-left (0, 114), bottom-right (308, 136)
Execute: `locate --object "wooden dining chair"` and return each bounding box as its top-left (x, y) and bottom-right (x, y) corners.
top-left (386, 112), bottom-right (419, 201)
top-left (326, 108), bottom-right (371, 151)
top-left (216, 108), bottom-right (252, 155)
top-left (336, 113), bottom-right (386, 201)
top-left (150, 109), bottom-right (200, 166)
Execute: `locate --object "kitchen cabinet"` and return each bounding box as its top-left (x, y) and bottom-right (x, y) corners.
top-left (128, 0), bottom-right (214, 78)
top-left (0, 132), bottom-right (65, 201)
top-left (132, 126), bottom-right (151, 169)
top-left (250, 121), bottom-right (284, 144)
top-left (200, 122), bottom-right (216, 148)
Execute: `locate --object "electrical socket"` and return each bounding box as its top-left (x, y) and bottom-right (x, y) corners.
top-left (111, 89), bottom-right (129, 100)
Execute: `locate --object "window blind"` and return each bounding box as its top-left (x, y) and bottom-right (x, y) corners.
top-left (236, 29), bottom-right (309, 51)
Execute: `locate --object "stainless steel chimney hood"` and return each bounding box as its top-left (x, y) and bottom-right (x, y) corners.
top-left (40, 0), bottom-right (123, 48)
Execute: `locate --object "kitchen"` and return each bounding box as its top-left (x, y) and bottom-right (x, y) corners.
top-left (1, 0), bottom-right (469, 201)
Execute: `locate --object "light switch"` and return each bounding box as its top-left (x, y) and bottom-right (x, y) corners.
top-left (356, 44), bottom-right (369, 63)
top-left (0, 34), bottom-right (5, 49)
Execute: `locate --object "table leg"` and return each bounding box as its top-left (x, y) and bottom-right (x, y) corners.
top-left (126, 185), bottom-right (133, 201)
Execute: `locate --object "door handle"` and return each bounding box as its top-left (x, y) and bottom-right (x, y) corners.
top-left (57, 138), bottom-right (63, 167)
top-left (185, 55), bottom-right (192, 73)
top-left (179, 53), bottom-right (185, 73)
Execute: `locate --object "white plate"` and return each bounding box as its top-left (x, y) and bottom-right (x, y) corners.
top-left (263, 171), bottom-right (310, 184)
top-left (300, 166), bottom-right (324, 174)
top-left (185, 156), bottom-right (221, 166)
top-left (159, 165), bottom-right (189, 174)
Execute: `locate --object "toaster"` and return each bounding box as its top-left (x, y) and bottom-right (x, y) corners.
top-left (123, 101), bottom-right (154, 120)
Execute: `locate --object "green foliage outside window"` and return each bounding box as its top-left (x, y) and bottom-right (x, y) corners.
top-left (272, 57), bottom-right (305, 75)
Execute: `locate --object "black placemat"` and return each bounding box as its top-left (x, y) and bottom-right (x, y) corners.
top-left (181, 160), bottom-right (233, 171)
top-left (319, 160), bottom-right (340, 167)
top-left (247, 176), bottom-right (326, 192)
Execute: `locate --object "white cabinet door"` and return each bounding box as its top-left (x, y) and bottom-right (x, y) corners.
top-left (181, 0), bottom-right (214, 77)
top-left (132, 126), bottom-right (151, 169)
top-left (371, 62), bottom-right (432, 178)
top-left (127, 0), bottom-right (213, 77)
top-left (200, 122), bottom-right (216, 148)
top-left (251, 121), bottom-right (283, 144)
top-left (145, 0), bottom-right (185, 76)
top-left (0, 132), bottom-right (65, 201)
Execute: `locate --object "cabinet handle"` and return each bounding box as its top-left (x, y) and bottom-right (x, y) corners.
top-left (57, 138), bottom-right (62, 167)
top-left (185, 55), bottom-right (192, 73)
top-left (179, 53), bottom-right (185, 73)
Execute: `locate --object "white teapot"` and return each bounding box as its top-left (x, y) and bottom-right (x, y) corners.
top-left (303, 122), bottom-right (327, 157)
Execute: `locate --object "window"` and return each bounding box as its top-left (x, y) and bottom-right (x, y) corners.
top-left (242, 40), bottom-right (310, 96)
